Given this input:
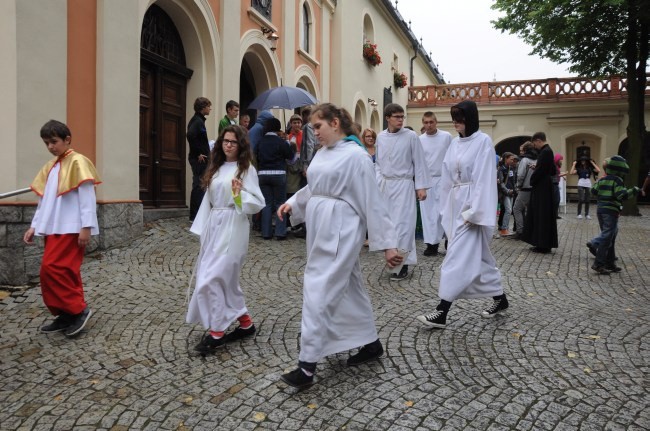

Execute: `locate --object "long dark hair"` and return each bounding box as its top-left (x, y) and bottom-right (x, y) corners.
top-left (311, 103), bottom-right (357, 137)
top-left (202, 125), bottom-right (251, 189)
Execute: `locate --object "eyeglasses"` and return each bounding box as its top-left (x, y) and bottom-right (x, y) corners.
top-left (223, 139), bottom-right (239, 146)
top-left (390, 115), bottom-right (405, 119)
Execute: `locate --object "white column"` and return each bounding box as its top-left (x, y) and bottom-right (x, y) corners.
top-left (8, 0), bottom-right (67, 198)
top-left (96, 0), bottom-right (141, 200)
top-left (219, 0), bottom-right (241, 109)
top-left (321, 2), bottom-right (335, 103)
top-left (0, 0), bottom-right (18, 195)
top-left (281, 0), bottom-right (295, 86)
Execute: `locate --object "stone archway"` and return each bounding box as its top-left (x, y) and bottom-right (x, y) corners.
top-left (354, 100), bottom-right (367, 129)
top-left (239, 35), bottom-right (281, 125)
top-left (370, 110), bottom-right (380, 131)
top-left (495, 135), bottom-right (530, 157)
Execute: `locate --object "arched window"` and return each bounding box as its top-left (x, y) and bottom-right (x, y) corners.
top-left (363, 14), bottom-right (374, 43)
top-left (301, 2), bottom-right (311, 53)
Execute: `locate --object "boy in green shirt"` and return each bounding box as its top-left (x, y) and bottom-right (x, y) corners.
top-left (587, 155), bottom-right (639, 274)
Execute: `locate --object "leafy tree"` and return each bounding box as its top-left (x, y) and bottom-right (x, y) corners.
top-left (492, 0), bottom-right (649, 214)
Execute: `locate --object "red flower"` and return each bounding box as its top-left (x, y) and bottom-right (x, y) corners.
top-left (394, 72), bottom-right (408, 88)
top-left (363, 41), bottom-right (382, 67)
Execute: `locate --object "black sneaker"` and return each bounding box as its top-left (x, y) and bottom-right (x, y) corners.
top-left (481, 297), bottom-right (509, 318)
top-left (194, 334), bottom-right (225, 355)
top-left (604, 264), bottom-right (622, 273)
top-left (41, 313), bottom-right (73, 333)
top-left (423, 244), bottom-right (439, 256)
top-left (591, 264), bottom-right (611, 275)
top-left (64, 308), bottom-right (93, 338)
top-left (347, 339), bottom-right (384, 366)
top-left (416, 309), bottom-right (447, 328)
top-left (280, 368), bottom-right (314, 388)
top-left (586, 242), bottom-right (597, 257)
top-left (390, 265), bottom-right (408, 281)
top-left (225, 325), bottom-right (256, 342)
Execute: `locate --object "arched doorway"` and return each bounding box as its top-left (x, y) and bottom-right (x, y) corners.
top-left (239, 40), bottom-right (281, 127)
top-left (240, 61), bottom-right (257, 126)
top-left (354, 100), bottom-right (367, 129)
top-left (139, 4), bottom-right (193, 208)
top-left (495, 135), bottom-right (530, 157)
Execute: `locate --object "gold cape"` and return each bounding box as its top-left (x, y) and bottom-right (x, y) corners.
top-left (30, 149), bottom-right (101, 197)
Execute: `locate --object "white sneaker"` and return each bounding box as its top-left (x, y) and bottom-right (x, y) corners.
top-left (586, 215), bottom-right (592, 220)
top-left (577, 215), bottom-right (583, 219)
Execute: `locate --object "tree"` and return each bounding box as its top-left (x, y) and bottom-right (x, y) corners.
top-left (492, 0), bottom-right (649, 215)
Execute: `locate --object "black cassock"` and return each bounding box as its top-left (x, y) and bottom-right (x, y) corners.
top-left (522, 144), bottom-right (558, 249)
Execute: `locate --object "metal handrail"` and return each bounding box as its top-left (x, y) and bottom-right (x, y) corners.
top-left (0, 188), bottom-right (31, 200)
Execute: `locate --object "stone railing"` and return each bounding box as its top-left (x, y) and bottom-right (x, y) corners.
top-left (408, 75), bottom-right (650, 107)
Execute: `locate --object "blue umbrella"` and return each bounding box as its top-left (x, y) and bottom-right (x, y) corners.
top-left (248, 86), bottom-right (318, 111)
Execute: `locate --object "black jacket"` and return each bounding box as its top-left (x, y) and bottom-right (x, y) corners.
top-left (255, 133), bottom-right (296, 171)
top-left (186, 113), bottom-right (209, 161)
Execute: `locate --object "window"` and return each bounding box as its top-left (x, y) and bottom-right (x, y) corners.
top-left (301, 2), bottom-right (311, 53)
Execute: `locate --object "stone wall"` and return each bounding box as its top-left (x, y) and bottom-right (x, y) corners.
top-left (0, 202), bottom-right (143, 286)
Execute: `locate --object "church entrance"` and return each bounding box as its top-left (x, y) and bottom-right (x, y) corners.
top-left (139, 4), bottom-right (193, 208)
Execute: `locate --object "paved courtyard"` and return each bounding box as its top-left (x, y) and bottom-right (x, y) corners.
top-left (1, 204), bottom-right (648, 431)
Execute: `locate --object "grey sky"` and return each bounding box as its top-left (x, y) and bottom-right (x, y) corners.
top-left (394, 0), bottom-right (575, 84)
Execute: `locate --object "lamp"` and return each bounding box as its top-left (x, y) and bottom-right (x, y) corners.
top-left (367, 98), bottom-right (378, 107)
top-left (261, 26), bottom-right (279, 51)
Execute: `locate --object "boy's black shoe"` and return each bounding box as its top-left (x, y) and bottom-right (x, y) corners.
top-left (423, 243), bottom-right (439, 256)
top-left (591, 264), bottom-right (611, 275)
top-left (347, 339), bottom-right (384, 366)
top-left (225, 325), bottom-right (256, 342)
top-left (586, 242), bottom-right (597, 257)
top-left (416, 309), bottom-right (447, 328)
top-left (194, 334), bottom-right (225, 355)
top-left (604, 264), bottom-right (622, 273)
top-left (390, 265), bottom-right (409, 281)
top-left (64, 308), bottom-right (93, 338)
top-left (280, 368), bottom-right (314, 388)
top-left (481, 296), bottom-right (509, 318)
top-left (41, 313), bottom-right (73, 333)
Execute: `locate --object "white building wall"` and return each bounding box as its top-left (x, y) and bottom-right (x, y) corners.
top-left (0, 0), bottom-right (18, 195)
top-left (1, 0), bottom-right (67, 199)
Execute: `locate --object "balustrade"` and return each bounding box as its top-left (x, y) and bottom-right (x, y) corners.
top-left (408, 75), bottom-right (649, 107)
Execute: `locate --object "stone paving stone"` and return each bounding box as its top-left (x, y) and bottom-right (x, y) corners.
top-left (1, 204), bottom-right (648, 430)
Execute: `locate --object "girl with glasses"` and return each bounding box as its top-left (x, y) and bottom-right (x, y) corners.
top-left (187, 125), bottom-right (265, 355)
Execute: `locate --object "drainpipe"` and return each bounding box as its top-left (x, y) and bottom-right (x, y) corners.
top-left (409, 43), bottom-right (418, 86)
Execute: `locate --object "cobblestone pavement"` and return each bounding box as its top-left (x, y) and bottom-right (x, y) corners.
top-left (1, 204), bottom-right (648, 431)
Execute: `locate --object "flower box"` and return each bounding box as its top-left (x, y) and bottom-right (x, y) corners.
top-left (394, 71), bottom-right (408, 88)
top-left (363, 41), bottom-right (382, 67)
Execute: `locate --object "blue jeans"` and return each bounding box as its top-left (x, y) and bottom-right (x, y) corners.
top-left (577, 186), bottom-right (590, 216)
top-left (592, 212), bottom-right (618, 266)
top-left (259, 174), bottom-right (287, 238)
top-left (500, 195), bottom-right (513, 230)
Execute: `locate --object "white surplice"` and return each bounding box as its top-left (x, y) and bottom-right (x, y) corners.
top-left (375, 128), bottom-right (431, 265)
top-left (186, 162), bottom-right (265, 331)
top-left (438, 130), bottom-right (503, 301)
top-left (31, 163), bottom-right (99, 236)
top-left (287, 139), bottom-right (397, 363)
top-left (418, 130), bottom-right (452, 245)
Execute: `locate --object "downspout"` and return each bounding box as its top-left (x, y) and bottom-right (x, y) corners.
top-left (409, 43), bottom-right (418, 86)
